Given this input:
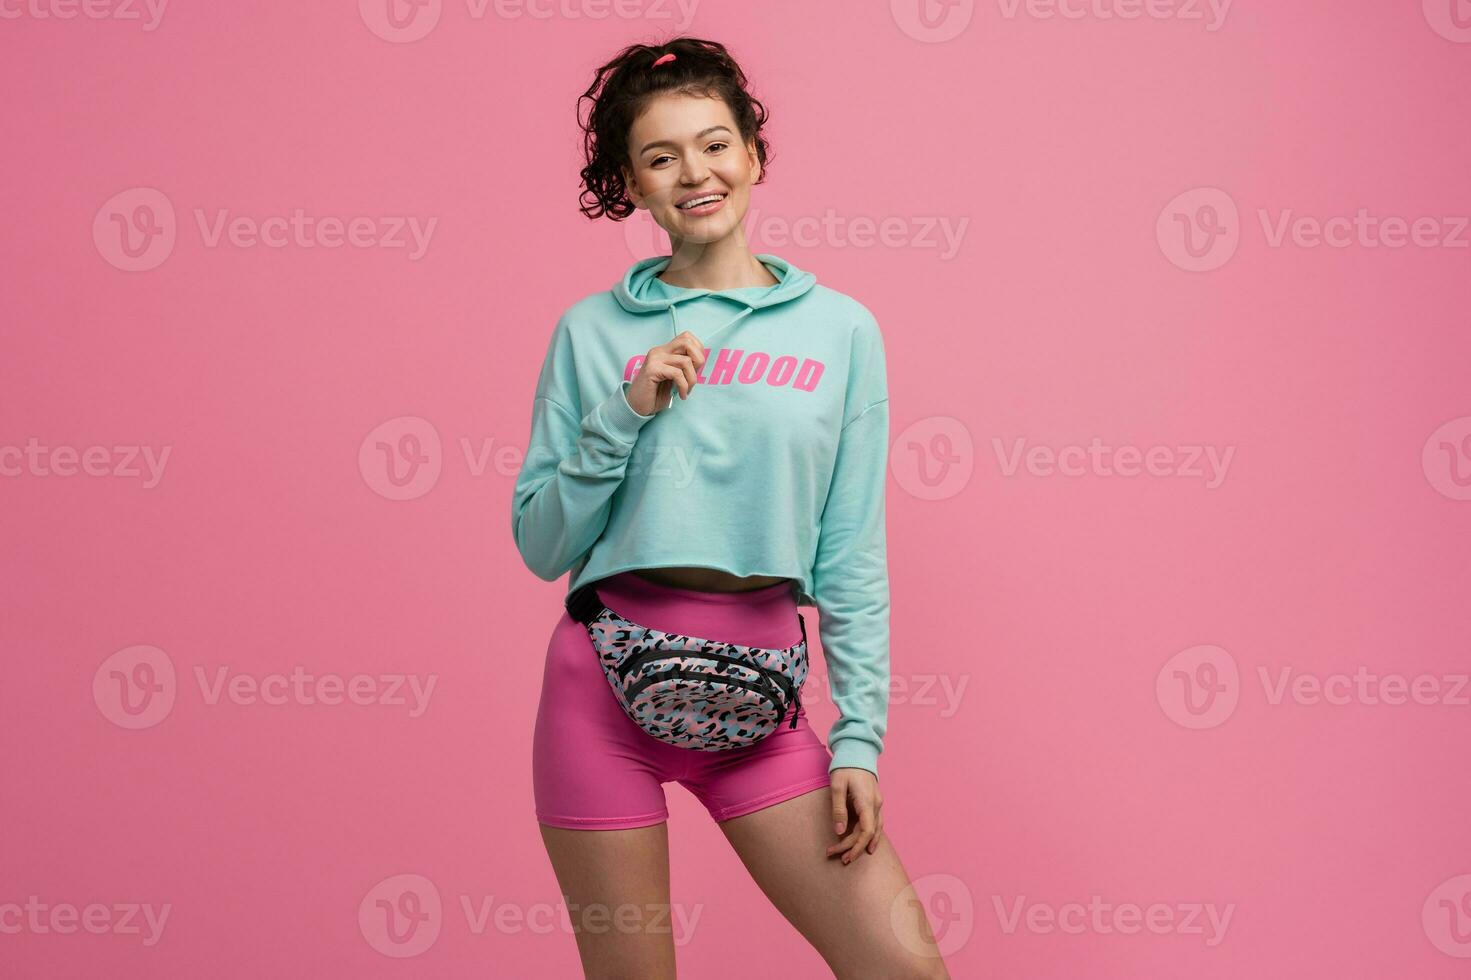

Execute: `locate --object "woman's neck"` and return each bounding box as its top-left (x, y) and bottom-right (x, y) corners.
top-left (657, 234), bottom-right (779, 291)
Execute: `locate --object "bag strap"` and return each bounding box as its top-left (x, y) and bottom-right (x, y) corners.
top-left (569, 579), bottom-right (809, 651)
top-left (565, 583), bottom-right (606, 626)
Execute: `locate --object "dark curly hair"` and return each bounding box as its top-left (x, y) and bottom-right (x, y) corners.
top-left (576, 36), bottom-right (771, 221)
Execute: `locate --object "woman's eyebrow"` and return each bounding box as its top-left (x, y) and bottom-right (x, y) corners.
top-left (638, 125), bottom-right (734, 155)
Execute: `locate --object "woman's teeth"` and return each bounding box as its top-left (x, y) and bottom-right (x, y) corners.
top-left (678, 194), bottom-right (724, 210)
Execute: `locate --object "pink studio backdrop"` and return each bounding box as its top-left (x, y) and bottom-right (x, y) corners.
top-left (2, 1), bottom-right (1469, 978)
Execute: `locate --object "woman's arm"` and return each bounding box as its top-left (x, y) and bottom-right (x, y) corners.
top-left (812, 315), bottom-right (892, 779)
top-left (510, 316), bottom-right (656, 581)
top-left (815, 313), bottom-right (891, 864)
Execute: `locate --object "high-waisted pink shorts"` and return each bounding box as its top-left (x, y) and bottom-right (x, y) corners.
top-left (533, 570), bottom-right (834, 830)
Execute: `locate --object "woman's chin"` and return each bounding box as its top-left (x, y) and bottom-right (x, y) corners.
top-left (661, 216), bottom-right (742, 246)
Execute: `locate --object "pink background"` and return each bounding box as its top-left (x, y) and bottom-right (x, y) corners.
top-left (4, 1), bottom-right (1470, 977)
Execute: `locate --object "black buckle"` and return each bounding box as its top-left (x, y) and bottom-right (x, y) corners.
top-left (565, 583), bottom-right (606, 626)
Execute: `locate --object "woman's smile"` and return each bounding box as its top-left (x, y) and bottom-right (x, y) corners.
top-left (675, 191), bottom-right (727, 216)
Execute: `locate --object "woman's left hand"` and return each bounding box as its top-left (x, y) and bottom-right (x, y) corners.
top-left (826, 767), bottom-right (883, 864)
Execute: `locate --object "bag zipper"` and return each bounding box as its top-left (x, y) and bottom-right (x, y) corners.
top-left (624, 667), bottom-right (784, 718)
top-left (617, 647), bottom-right (767, 683)
top-left (618, 649), bottom-right (802, 728)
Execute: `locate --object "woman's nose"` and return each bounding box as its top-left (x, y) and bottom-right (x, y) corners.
top-left (679, 155), bottom-right (708, 184)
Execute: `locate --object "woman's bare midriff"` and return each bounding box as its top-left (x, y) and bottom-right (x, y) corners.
top-left (629, 566), bottom-right (791, 594)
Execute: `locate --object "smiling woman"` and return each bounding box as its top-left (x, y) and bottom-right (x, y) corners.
top-left (576, 40), bottom-right (770, 225)
top-left (513, 36), bottom-right (949, 980)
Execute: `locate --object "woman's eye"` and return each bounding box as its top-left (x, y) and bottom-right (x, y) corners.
top-left (648, 143), bottom-right (726, 167)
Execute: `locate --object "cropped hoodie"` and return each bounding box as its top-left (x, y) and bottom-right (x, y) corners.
top-left (511, 253), bottom-right (890, 778)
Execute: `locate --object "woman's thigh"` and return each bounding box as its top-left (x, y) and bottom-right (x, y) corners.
top-left (716, 788), bottom-right (952, 980)
top-left (538, 822), bottom-right (677, 980)
top-left (532, 612), bottom-right (683, 829)
top-left (534, 611), bottom-right (689, 977)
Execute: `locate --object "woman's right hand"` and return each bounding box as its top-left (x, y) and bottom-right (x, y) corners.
top-left (625, 331), bottom-right (707, 417)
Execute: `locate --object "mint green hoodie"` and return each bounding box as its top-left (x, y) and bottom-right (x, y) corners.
top-left (511, 253), bottom-right (890, 778)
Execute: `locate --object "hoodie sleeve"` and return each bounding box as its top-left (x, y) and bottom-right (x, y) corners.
top-left (511, 314), bottom-right (657, 581)
top-left (811, 313), bottom-right (891, 779)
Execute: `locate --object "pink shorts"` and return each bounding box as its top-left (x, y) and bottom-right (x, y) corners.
top-left (533, 570), bottom-right (834, 830)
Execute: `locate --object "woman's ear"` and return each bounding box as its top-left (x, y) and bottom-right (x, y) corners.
top-left (747, 138), bottom-right (762, 183)
top-left (622, 164), bottom-right (645, 210)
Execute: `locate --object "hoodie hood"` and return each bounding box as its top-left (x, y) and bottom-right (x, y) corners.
top-left (612, 253), bottom-right (817, 349)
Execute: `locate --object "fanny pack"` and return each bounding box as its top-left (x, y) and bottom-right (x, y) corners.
top-left (565, 581), bottom-right (808, 752)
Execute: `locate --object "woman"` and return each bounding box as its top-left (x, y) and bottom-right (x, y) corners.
top-left (511, 36), bottom-right (950, 979)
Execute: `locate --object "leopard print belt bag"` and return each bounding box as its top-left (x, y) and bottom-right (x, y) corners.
top-left (565, 582), bottom-right (809, 752)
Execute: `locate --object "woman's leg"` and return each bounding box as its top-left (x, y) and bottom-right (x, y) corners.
top-left (538, 822), bottom-right (677, 980)
top-left (716, 788), bottom-right (952, 980)
top-left (589, 570), bottom-right (946, 975)
top-left (533, 606), bottom-right (688, 978)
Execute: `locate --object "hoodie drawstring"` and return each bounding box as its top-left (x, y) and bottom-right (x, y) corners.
top-left (662, 300), bottom-right (756, 410)
top-left (670, 302), bottom-right (755, 346)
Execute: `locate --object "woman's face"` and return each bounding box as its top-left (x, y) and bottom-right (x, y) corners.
top-left (622, 92), bottom-right (760, 247)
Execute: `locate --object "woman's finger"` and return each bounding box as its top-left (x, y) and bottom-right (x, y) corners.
top-left (653, 353), bottom-right (695, 401)
top-left (659, 353), bottom-right (696, 400)
top-left (648, 351), bottom-right (694, 402)
top-left (830, 782), bottom-right (849, 836)
top-left (675, 352), bottom-right (699, 397)
top-left (665, 337), bottom-right (703, 395)
top-left (668, 332), bottom-right (707, 371)
top-left (663, 333), bottom-right (706, 381)
top-left (826, 827), bottom-right (861, 856)
top-left (841, 806), bottom-right (877, 864)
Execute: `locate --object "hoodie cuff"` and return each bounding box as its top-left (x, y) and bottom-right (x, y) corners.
top-left (587, 379), bottom-right (655, 448)
top-left (828, 739), bottom-right (880, 780)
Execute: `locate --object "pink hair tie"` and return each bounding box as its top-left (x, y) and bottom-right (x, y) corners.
top-left (651, 52), bottom-right (676, 67)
